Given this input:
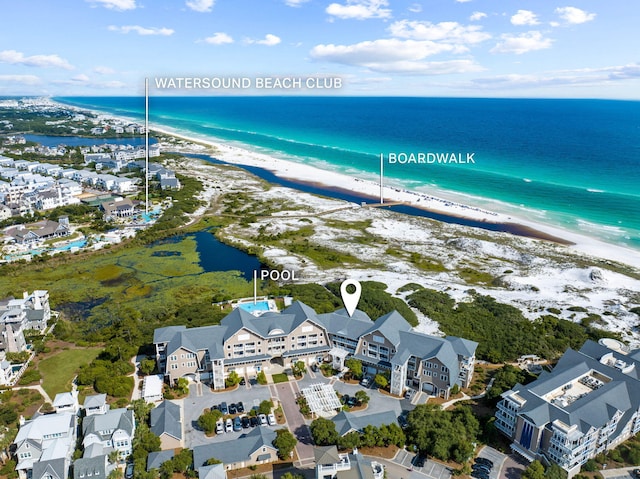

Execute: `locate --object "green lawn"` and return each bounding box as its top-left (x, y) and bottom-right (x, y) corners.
top-left (271, 373), bottom-right (289, 383)
top-left (38, 348), bottom-right (102, 399)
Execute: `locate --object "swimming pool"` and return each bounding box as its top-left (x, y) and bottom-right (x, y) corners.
top-left (238, 301), bottom-right (271, 314)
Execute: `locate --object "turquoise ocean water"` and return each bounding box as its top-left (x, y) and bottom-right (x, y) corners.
top-left (57, 96), bottom-right (640, 250)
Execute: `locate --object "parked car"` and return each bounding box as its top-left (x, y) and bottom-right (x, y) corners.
top-left (239, 377), bottom-right (246, 386)
top-left (125, 463), bottom-right (134, 479)
top-left (250, 416), bottom-right (259, 427)
top-left (220, 402), bottom-right (228, 415)
top-left (267, 413), bottom-right (276, 426)
top-left (413, 455), bottom-right (426, 468)
top-left (241, 416), bottom-right (250, 428)
top-left (633, 469), bottom-right (640, 479)
top-left (228, 403), bottom-right (237, 415)
top-left (472, 464), bottom-right (491, 474)
top-left (360, 376), bottom-right (372, 387)
top-left (225, 418), bottom-right (233, 433)
top-left (404, 389), bottom-right (414, 400)
top-left (211, 404), bottom-right (219, 412)
top-left (471, 471), bottom-right (489, 479)
top-left (311, 363), bottom-right (318, 372)
top-left (475, 457), bottom-right (493, 467)
top-left (236, 401), bottom-right (245, 413)
top-left (233, 416), bottom-right (242, 431)
top-left (341, 394), bottom-right (350, 405)
top-left (346, 396), bottom-right (358, 407)
top-left (215, 420), bottom-right (224, 435)
top-left (259, 413), bottom-right (268, 425)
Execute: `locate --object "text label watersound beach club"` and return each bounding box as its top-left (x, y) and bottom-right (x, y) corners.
top-left (154, 76), bottom-right (342, 90)
top-left (385, 152), bottom-right (476, 164)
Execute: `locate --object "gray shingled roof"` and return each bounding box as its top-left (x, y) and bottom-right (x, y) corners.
top-left (33, 458), bottom-right (67, 479)
top-left (316, 310), bottom-right (373, 338)
top-left (73, 455), bottom-right (107, 479)
top-left (197, 464), bottom-right (226, 479)
top-left (192, 427), bottom-right (277, 467)
top-left (365, 311), bottom-right (412, 347)
top-left (446, 336), bottom-right (479, 358)
top-left (332, 410), bottom-right (399, 436)
top-left (83, 394), bottom-right (107, 410)
top-left (150, 400), bottom-right (181, 440)
top-left (146, 450), bottom-right (175, 471)
top-left (83, 408), bottom-right (134, 439)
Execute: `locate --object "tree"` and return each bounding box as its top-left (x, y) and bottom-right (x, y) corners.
top-left (176, 377), bottom-right (189, 395)
top-left (273, 428), bottom-right (297, 459)
top-left (257, 370), bottom-right (267, 385)
top-left (522, 461), bottom-right (545, 479)
top-left (258, 399), bottom-right (274, 415)
top-left (338, 431), bottom-right (362, 450)
top-left (131, 399), bottom-right (154, 425)
top-left (225, 370), bottom-right (241, 388)
top-left (374, 373), bottom-right (388, 389)
top-left (310, 417), bottom-right (339, 446)
top-left (139, 357), bottom-right (156, 376)
top-left (345, 358), bottom-right (363, 379)
top-left (545, 464), bottom-right (567, 479)
top-left (281, 473), bottom-right (305, 479)
top-left (171, 449), bottom-right (193, 474)
top-left (292, 361), bottom-right (307, 378)
top-left (354, 390), bottom-right (369, 405)
top-left (198, 409), bottom-right (222, 435)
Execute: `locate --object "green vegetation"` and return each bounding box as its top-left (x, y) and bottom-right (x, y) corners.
top-left (272, 428), bottom-right (297, 459)
top-left (257, 371), bottom-right (267, 385)
top-left (486, 365), bottom-right (537, 402)
top-left (272, 373), bottom-right (289, 383)
top-left (37, 347), bottom-right (101, 398)
top-left (310, 416), bottom-right (405, 450)
top-left (131, 400), bottom-right (161, 479)
top-left (344, 358), bottom-right (363, 380)
top-left (275, 283), bottom-right (341, 313)
top-left (258, 399), bottom-right (274, 415)
top-left (197, 409), bottom-right (223, 435)
top-left (407, 288), bottom-right (622, 362)
top-left (326, 281), bottom-right (418, 326)
top-left (291, 361), bottom-right (306, 378)
top-left (406, 404), bottom-right (479, 463)
top-left (225, 370), bottom-right (241, 388)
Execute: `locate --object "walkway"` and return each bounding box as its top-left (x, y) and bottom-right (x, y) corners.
top-left (15, 384), bottom-right (53, 405)
top-left (269, 379), bottom-right (316, 468)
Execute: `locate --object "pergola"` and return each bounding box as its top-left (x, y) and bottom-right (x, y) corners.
top-left (301, 383), bottom-right (342, 417)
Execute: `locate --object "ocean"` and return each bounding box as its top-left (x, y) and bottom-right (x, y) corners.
top-left (56, 96), bottom-right (640, 250)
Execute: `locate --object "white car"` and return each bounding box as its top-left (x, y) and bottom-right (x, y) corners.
top-left (259, 413), bottom-right (268, 426)
top-left (225, 418), bottom-right (233, 433)
top-left (215, 420), bottom-right (224, 434)
top-left (267, 413), bottom-right (276, 426)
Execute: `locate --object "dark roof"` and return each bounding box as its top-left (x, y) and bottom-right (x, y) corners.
top-left (146, 450), bottom-right (175, 471)
top-left (150, 400), bottom-right (181, 440)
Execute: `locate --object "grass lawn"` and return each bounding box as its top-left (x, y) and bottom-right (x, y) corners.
top-left (272, 373), bottom-right (289, 383)
top-left (38, 347), bottom-right (102, 399)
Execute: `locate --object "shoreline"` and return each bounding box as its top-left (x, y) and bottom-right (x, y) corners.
top-left (51, 98), bottom-right (640, 270)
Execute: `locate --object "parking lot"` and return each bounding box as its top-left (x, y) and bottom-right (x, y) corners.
top-left (184, 381), bottom-right (275, 448)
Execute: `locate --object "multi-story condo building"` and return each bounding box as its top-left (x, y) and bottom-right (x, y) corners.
top-left (495, 340), bottom-right (640, 478)
top-left (154, 301), bottom-right (477, 399)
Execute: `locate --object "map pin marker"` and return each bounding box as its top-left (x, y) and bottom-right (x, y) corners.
top-left (340, 279), bottom-right (361, 317)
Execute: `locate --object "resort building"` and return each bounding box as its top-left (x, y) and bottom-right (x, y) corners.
top-left (153, 301), bottom-right (477, 399)
top-left (495, 340), bottom-right (640, 478)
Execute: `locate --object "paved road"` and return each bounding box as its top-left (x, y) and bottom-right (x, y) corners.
top-left (271, 380), bottom-right (316, 467)
top-left (498, 454), bottom-right (527, 479)
top-left (392, 449), bottom-right (452, 479)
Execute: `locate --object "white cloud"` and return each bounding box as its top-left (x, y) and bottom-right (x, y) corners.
top-left (94, 66), bottom-right (115, 75)
top-left (284, 0), bottom-right (309, 6)
top-left (203, 32), bottom-right (234, 45)
top-left (86, 0), bottom-right (136, 10)
top-left (108, 25), bottom-right (175, 36)
top-left (0, 74), bottom-right (41, 85)
top-left (455, 0), bottom-right (472, 3)
top-left (491, 31), bottom-right (553, 54)
top-left (0, 50), bottom-right (74, 70)
top-left (310, 38), bottom-right (483, 74)
top-left (326, 0), bottom-right (392, 20)
top-left (469, 12), bottom-right (487, 22)
top-left (555, 6), bottom-right (596, 25)
top-left (468, 63), bottom-right (640, 90)
top-left (246, 34), bottom-right (282, 46)
top-left (511, 10), bottom-right (540, 26)
top-left (389, 20), bottom-right (491, 44)
top-left (186, 0), bottom-right (215, 12)
top-left (408, 3), bottom-right (422, 13)
top-left (71, 74), bottom-right (91, 83)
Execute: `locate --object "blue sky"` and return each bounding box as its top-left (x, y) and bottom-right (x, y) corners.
top-left (1, 0), bottom-right (638, 98)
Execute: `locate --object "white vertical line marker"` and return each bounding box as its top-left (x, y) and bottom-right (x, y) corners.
top-left (253, 270), bottom-right (257, 305)
top-left (145, 77), bottom-right (149, 215)
top-left (380, 153), bottom-right (384, 204)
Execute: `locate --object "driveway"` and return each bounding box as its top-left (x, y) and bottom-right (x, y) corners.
top-left (476, 446), bottom-right (507, 479)
top-left (498, 454), bottom-right (527, 479)
top-left (391, 449), bottom-right (452, 479)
